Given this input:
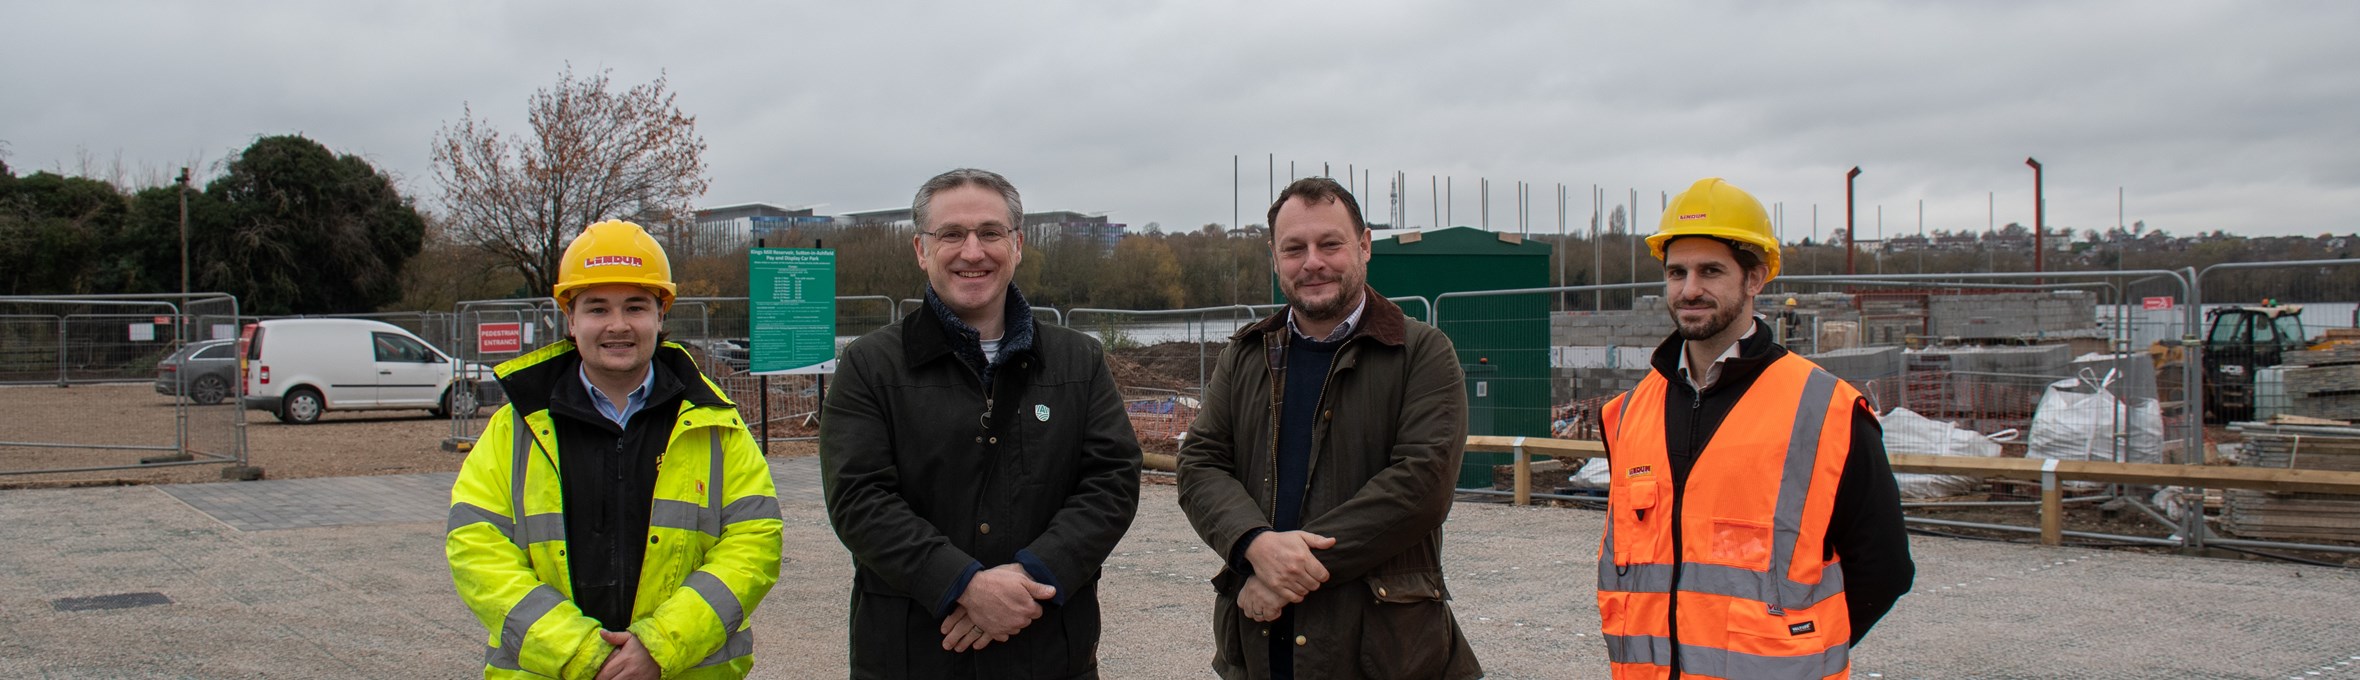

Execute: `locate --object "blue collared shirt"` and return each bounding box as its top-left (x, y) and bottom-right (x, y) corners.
top-left (580, 364), bottom-right (656, 428)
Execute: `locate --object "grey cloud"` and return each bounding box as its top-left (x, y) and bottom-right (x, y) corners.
top-left (3, 0), bottom-right (2354, 239)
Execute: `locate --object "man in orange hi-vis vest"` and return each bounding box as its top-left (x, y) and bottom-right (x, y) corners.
top-left (1597, 178), bottom-right (1915, 679)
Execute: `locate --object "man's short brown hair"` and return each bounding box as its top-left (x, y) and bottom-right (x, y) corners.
top-left (1665, 235), bottom-right (1767, 278)
top-left (1266, 177), bottom-right (1366, 235)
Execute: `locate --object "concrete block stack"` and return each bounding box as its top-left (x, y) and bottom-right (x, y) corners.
top-left (1928, 291), bottom-right (2099, 340)
top-left (1808, 346), bottom-right (1906, 412)
top-left (2223, 422), bottom-right (2360, 542)
top-left (1552, 309), bottom-right (1670, 349)
top-left (1905, 344), bottom-right (2074, 417)
top-left (2281, 347), bottom-right (2360, 420)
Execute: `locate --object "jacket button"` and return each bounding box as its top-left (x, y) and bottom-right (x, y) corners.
top-left (1322, 409), bottom-right (1332, 420)
top-left (979, 523), bottom-right (991, 535)
top-left (650, 535), bottom-right (660, 544)
top-left (974, 436), bottom-right (983, 444)
top-left (1294, 635), bottom-right (1307, 646)
top-left (1377, 586), bottom-right (1389, 597)
top-left (988, 437), bottom-right (998, 444)
top-left (1260, 628), bottom-right (1268, 637)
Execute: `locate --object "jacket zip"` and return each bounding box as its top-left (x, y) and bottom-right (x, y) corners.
top-left (1665, 380), bottom-right (1705, 676)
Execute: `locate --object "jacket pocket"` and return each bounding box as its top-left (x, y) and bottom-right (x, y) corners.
top-left (1356, 572), bottom-right (1456, 679)
top-left (1611, 478), bottom-right (1660, 565)
top-left (1724, 597), bottom-right (1826, 657)
top-left (1210, 591), bottom-right (1250, 678)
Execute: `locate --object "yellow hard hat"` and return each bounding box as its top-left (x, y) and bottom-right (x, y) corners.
top-left (1647, 177), bottom-right (1781, 281)
top-left (553, 220), bottom-right (676, 310)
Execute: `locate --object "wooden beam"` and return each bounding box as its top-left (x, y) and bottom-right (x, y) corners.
top-left (1468, 436), bottom-right (1603, 455)
top-left (1888, 454), bottom-right (2360, 496)
top-left (1472, 436), bottom-right (1600, 506)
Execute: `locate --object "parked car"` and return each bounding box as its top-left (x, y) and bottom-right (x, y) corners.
top-left (682, 338), bottom-right (751, 372)
top-left (239, 319), bottom-right (494, 424)
top-left (154, 339), bottom-right (239, 405)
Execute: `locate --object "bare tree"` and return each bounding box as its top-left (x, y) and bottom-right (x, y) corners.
top-left (431, 65), bottom-right (709, 295)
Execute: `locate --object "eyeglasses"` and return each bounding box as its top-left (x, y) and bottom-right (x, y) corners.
top-left (922, 227), bottom-right (1014, 247)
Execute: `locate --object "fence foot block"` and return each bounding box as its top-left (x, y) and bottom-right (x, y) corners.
top-left (220, 466), bottom-right (264, 481)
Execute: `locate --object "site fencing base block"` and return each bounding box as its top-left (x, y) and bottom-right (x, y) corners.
top-left (219, 466), bottom-right (264, 481)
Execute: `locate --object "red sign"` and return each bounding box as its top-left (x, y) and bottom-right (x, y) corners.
top-left (2142, 296), bottom-right (2175, 311)
top-left (478, 322), bottom-right (523, 354)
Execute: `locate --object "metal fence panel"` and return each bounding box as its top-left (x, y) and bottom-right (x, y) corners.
top-left (0, 294), bottom-right (248, 476)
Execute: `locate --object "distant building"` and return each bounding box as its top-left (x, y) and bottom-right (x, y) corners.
top-left (839, 207), bottom-right (916, 229)
top-left (678, 203), bottom-right (830, 256)
top-left (1022, 211), bottom-right (1125, 254)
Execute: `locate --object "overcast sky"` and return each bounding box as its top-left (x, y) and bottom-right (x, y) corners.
top-left (7, 1), bottom-right (2357, 240)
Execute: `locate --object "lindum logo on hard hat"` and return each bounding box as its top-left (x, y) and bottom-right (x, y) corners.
top-left (584, 255), bottom-right (645, 268)
top-left (1678, 213), bottom-right (1708, 221)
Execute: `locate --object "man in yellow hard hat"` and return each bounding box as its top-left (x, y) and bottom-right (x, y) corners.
top-left (1593, 178), bottom-right (1913, 679)
top-left (447, 220), bottom-right (784, 679)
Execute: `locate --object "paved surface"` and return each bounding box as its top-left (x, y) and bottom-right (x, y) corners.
top-left (1, 456), bottom-right (2356, 678)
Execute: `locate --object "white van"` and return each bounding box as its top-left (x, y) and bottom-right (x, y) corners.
top-left (239, 318), bottom-right (492, 424)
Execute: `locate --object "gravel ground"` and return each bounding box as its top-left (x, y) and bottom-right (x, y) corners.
top-left (0, 383), bottom-right (817, 487)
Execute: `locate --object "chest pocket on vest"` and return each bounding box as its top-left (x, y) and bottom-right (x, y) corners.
top-left (1613, 478), bottom-right (1661, 563)
top-left (1706, 517), bottom-right (1773, 571)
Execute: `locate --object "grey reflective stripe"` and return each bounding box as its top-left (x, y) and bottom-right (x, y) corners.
top-left (1603, 633), bottom-right (1673, 666)
top-left (723, 495), bottom-right (780, 526)
top-left (1679, 641), bottom-right (1850, 678)
top-left (651, 498), bottom-right (708, 534)
top-left (448, 502), bottom-right (512, 541)
top-left (509, 410), bottom-right (533, 553)
top-left (1610, 391), bottom-right (1633, 442)
top-left (1596, 389), bottom-right (1633, 583)
top-left (485, 584), bottom-right (565, 670)
top-left (1768, 368), bottom-right (1839, 609)
top-left (693, 626), bottom-right (754, 668)
top-left (1598, 561), bottom-right (1671, 594)
top-left (685, 570), bottom-right (746, 633)
top-left (1597, 561), bottom-right (1845, 611)
top-left (706, 428), bottom-right (725, 539)
top-left (519, 513), bottom-right (565, 545)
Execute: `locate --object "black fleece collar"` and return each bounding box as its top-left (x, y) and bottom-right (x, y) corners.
top-left (1648, 315), bottom-right (1789, 398)
top-left (498, 342), bottom-right (731, 420)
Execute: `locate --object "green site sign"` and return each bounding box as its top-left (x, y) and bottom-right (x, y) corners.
top-left (748, 248), bottom-right (837, 375)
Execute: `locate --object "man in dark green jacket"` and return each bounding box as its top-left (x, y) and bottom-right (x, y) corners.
top-left (819, 168), bottom-right (1142, 679)
top-left (1177, 177), bottom-right (1482, 680)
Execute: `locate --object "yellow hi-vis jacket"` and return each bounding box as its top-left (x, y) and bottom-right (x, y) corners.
top-left (447, 341), bottom-right (783, 679)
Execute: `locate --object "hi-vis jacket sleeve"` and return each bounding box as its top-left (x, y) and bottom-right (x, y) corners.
top-left (446, 406), bottom-right (611, 679)
top-left (628, 421), bottom-right (783, 674)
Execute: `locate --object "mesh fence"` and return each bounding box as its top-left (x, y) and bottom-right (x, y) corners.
top-left (1534, 272), bottom-right (2203, 468)
top-left (1063, 298), bottom-right (1430, 458)
top-left (0, 294), bottom-right (247, 476)
top-left (2202, 260), bottom-right (2360, 426)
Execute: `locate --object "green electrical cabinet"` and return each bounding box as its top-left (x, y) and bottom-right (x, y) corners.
top-left (1363, 227), bottom-right (1553, 488)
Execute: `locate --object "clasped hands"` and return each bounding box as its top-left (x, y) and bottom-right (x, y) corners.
top-left (939, 563), bottom-right (1059, 652)
top-left (1236, 530), bottom-right (1336, 623)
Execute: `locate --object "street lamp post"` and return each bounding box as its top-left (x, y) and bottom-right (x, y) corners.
top-left (177, 167), bottom-right (191, 343)
top-left (2026, 157), bottom-right (2045, 277)
top-left (1845, 166), bottom-right (1862, 275)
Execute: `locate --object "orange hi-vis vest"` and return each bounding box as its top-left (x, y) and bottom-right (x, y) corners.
top-left (1598, 353), bottom-right (1862, 680)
